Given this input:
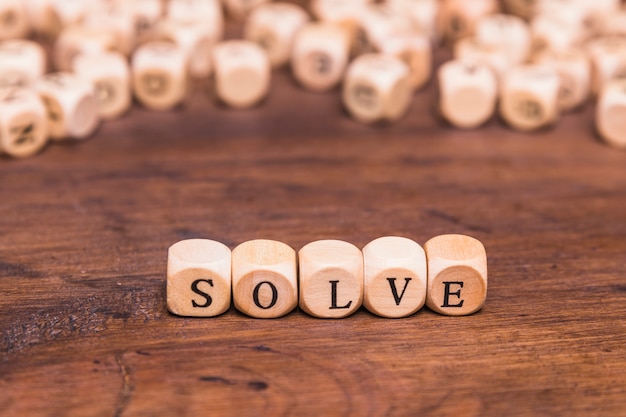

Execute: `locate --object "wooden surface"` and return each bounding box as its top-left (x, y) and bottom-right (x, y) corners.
top-left (1, 46), bottom-right (626, 417)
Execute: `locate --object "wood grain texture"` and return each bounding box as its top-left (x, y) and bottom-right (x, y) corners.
top-left (1, 38), bottom-right (626, 417)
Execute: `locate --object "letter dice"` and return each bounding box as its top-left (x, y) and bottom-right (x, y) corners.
top-left (425, 234), bottom-right (488, 316)
top-left (35, 72), bottom-right (100, 140)
top-left (586, 37), bottom-right (626, 96)
top-left (0, 0), bottom-right (29, 40)
top-left (73, 51), bottom-right (131, 120)
top-left (0, 40), bottom-right (46, 88)
top-left (167, 239), bottom-right (232, 317)
top-left (475, 13), bottom-right (531, 65)
top-left (299, 240), bottom-right (363, 318)
top-left (132, 42), bottom-right (188, 110)
top-left (438, 59), bottom-right (497, 129)
top-left (54, 25), bottom-right (117, 72)
top-left (212, 40), bottom-right (271, 108)
top-left (0, 87), bottom-right (48, 158)
top-left (232, 239), bottom-right (298, 318)
top-left (158, 19), bottom-right (218, 79)
top-left (342, 53), bottom-right (413, 123)
top-left (596, 79), bottom-right (626, 149)
top-left (363, 237), bottom-right (427, 318)
top-left (244, 2), bottom-right (310, 68)
top-left (378, 33), bottom-right (432, 90)
top-left (533, 49), bottom-right (590, 112)
top-left (437, 0), bottom-right (498, 44)
top-left (499, 65), bottom-right (560, 131)
top-left (291, 22), bottom-right (350, 92)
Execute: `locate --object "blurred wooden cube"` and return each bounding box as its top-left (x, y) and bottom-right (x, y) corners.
top-left (0, 87), bottom-right (48, 158)
top-left (212, 40), bottom-right (271, 108)
top-left (596, 79), bottom-right (626, 149)
top-left (342, 53), bottom-right (412, 123)
top-left (0, 40), bottom-right (46, 88)
top-left (0, 0), bottom-right (29, 40)
top-left (437, 0), bottom-right (498, 44)
top-left (438, 59), bottom-right (497, 129)
top-left (499, 64), bottom-right (560, 131)
top-left (586, 36), bottom-right (626, 96)
top-left (533, 49), bottom-right (590, 112)
top-left (244, 2), bottom-right (310, 68)
top-left (54, 25), bottom-right (117, 72)
top-left (291, 22), bottom-right (350, 92)
top-left (475, 14), bottom-right (531, 66)
top-left (35, 72), bottom-right (100, 140)
top-left (131, 42), bottom-right (188, 110)
top-left (158, 19), bottom-right (218, 79)
top-left (454, 36), bottom-right (511, 83)
top-left (73, 51), bottom-right (131, 120)
top-left (378, 32), bottom-right (432, 90)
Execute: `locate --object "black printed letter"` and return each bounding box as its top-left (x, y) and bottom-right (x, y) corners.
top-left (191, 279), bottom-right (213, 308)
top-left (441, 281), bottom-right (464, 308)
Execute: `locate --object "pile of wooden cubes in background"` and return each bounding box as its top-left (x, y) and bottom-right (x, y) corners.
top-left (1, 0), bottom-right (626, 159)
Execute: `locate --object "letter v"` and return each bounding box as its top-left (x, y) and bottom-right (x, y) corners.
top-left (386, 278), bottom-right (412, 306)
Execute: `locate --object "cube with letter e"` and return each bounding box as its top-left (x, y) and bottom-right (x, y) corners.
top-left (425, 234), bottom-right (487, 316)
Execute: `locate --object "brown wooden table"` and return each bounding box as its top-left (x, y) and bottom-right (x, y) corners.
top-left (1, 47), bottom-right (626, 417)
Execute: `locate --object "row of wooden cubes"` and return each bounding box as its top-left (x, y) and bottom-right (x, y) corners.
top-left (167, 234), bottom-right (488, 319)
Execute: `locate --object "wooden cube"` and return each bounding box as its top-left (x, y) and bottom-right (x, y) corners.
top-left (342, 53), bottom-right (412, 123)
top-left (21, 0), bottom-right (61, 39)
top-left (73, 51), bottom-right (131, 120)
top-left (212, 40), bottom-right (271, 109)
top-left (167, 239), bottom-right (232, 317)
top-left (0, 40), bottom-right (46, 88)
top-left (533, 49), bottom-right (590, 112)
top-left (387, 0), bottom-right (439, 42)
top-left (82, 8), bottom-right (136, 57)
top-left (453, 37), bottom-right (511, 83)
top-left (222, 0), bottom-right (269, 21)
top-left (0, 87), bottom-right (48, 158)
top-left (378, 32), bottom-right (432, 90)
top-left (596, 79), bottom-right (626, 149)
top-left (499, 65), bottom-right (560, 131)
top-left (0, 0), bottom-right (29, 40)
top-left (117, 0), bottom-right (164, 46)
top-left (291, 22), bottom-right (350, 92)
top-left (310, 0), bottom-right (371, 56)
top-left (50, 0), bottom-right (87, 27)
top-left (362, 236), bottom-right (427, 318)
top-left (530, 14), bottom-right (582, 57)
top-left (501, 0), bottom-right (536, 20)
top-left (586, 36), bottom-right (626, 96)
top-left (244, 2), bottom-right (310, 68)
top-left (425, 234), bottom-right (487, 316)
top-left (438, 59), bottom-right (497, 129)
top-left (54, 25), bottom-right (117, 72)
top-left (358, 4), bottom-right (414, 52)
top-left (437, 0), bottom-right (498, 44)
top-left (166, 0), bottom-right (223, 44)
top-left (132, 42), bottom-right (188, 111)
top-left (35, 72), bottom-right (100, 140)
top-left (158, 19), bottom-right (218, 79)
top-left (601, 10), bottom-right (626, 37)
top-left (475, 14), bottom-right (531, 65)
top-left (299, 240), bottom-right (363, 318)
top-left (232, 239), bottom-right (298, 318)
top-left (311, 0), bottom-right (371, 22)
